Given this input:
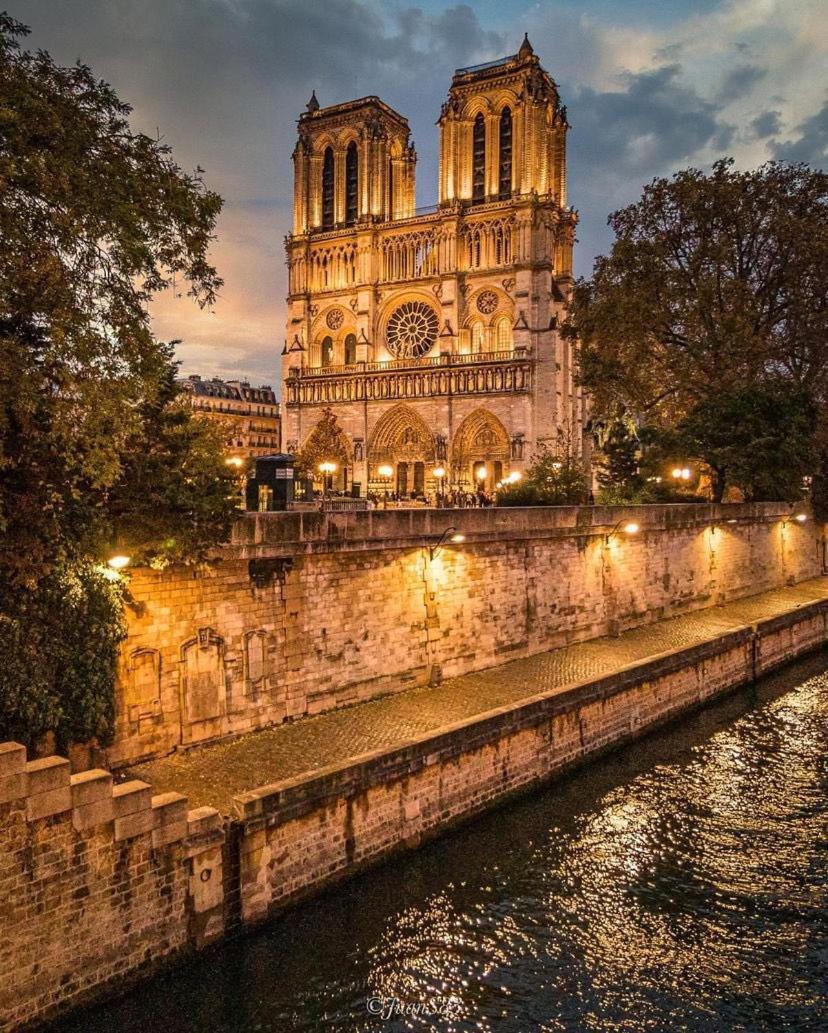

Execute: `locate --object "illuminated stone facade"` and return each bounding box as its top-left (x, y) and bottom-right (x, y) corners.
top-left (177, 375), bottom-right (280, 460)
top-left (282, 36), bottom-right (585, 495)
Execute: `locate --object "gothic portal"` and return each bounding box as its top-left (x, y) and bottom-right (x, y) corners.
top-left (282, 36), bottom-right (586, 495)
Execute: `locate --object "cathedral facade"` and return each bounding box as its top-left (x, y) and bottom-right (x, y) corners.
top-left (281, 36), bottom-right (585, 496)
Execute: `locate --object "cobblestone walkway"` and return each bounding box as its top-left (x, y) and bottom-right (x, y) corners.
top-left (129, 578), bottom-right (828, 814)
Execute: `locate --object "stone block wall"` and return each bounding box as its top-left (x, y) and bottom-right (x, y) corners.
top-left (232, 601), bottom-right (828, 925)
top-left (111, 502), bottom-right (823, 766)
top-left (0, 745), bottom-right (225, 1033)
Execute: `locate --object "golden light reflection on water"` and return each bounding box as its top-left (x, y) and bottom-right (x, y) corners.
top-left (358, 668), bottom-right (828, 1032)
top-left (53, 660), bottom-right (828, 1033)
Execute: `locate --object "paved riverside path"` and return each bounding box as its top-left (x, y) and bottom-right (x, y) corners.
top-left (129, 578), bottom-right (828, 814)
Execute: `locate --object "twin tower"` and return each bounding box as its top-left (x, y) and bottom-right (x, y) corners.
top-left (282, 36), bottom-right (584, 498)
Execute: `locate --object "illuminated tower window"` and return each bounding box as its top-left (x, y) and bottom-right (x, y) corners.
top-left (344, 333), bottom-right (357, 365)
top-left (470, 320), bottom-right (484, 353)
top-left (498, 108), bottom-right (512, 200)
top-left (472, 113), bottom-right (485, 203)
top-left (322, 147), bottom-right (334, 228)
top-left (388, 158), bottom-right (394, 219)
top-left (496, 315), bottom-right (512, 350)
top-left (345, 142), bottom-right (358, 225)
top-left (321, 335), bottom-right (334, 367)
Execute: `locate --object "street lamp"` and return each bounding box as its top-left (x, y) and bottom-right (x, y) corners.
top-left (605, 520), bottom-right (640, 545)
top-left (377, 463), bottom-right (393, 508)
top-left (433, 466), bottom-right (446, 507)
top-left (507, 470), bottom-right (522, 484)
top-left (318, 460), bottom-right (337, 500)
top-left (429, 526), bottom-right (466, 561)
top-left (107, 554), bottom-right (131, 572)
top-left (225, 456), bottom-right (244, 469)
top-left (671, 466), bottom-right (691, 481)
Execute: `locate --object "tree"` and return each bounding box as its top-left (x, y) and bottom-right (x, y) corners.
top-left (497, 441), bottom-right (588, 507)
top-left (0, 16), bottom-right (233, 748)
top-left (293, 408), bottom-right (350, 480)
top-left (566, 158), bottom-right (827, 501)
top-left (595, 418), bottom-right (643, 499)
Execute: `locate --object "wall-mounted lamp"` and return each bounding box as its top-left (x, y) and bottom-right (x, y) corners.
top-left (782, 511), bottom-right (808, 527)
top-left (429, 526), bottom-right (466, 561)
top-left (107, 554), bottom-right (131, 571)
top-left (605, 520), bottom-right (640, 544)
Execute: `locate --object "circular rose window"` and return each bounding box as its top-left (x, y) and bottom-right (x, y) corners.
top-left (385, 301), bottom-right (439, 359)
top-left (476, 290), bottom-right (498, 315)
top-left (326, 308), bottom-right (344, 331)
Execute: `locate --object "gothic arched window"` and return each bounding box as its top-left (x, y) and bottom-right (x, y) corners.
top-left (321, 335), bottom-right (334, 367)
top-left (472, 113), bottom-right (485, 203)
top-left (470, 321), bottom-right (484, 354)
top-left (322, 147), bottom-right (334, 228)
top-left (388, 158), bottom-right (394, 219)
top-left (345, 142), bottom-right (358, 225)
top-left (344, 333), bottom-right (357, 365)
top-left (498, 108), bottom-right (512, 200)
top-left (496, 315), bottom-right (512, 351)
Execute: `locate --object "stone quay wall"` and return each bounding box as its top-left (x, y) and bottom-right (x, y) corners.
top-left (232, 598), bottom-right (828, 924)
top-left (0, 749), bottom-right (225, 1033)
top-left (111, 502), bottom-right (822, 767)
top-left (4, 590), bottom-right (828, 1030)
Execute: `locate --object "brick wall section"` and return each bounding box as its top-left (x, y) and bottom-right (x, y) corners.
top-left (0, 750), bottom-right (225, 1033)
top-left (232, 600), bottom-right (828, 925)
top-left (3, 597), bottom-right (827, 1031)
top-left (112, 502), bottom-right (822, 766)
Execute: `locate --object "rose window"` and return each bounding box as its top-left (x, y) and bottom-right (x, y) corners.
top-left (326, 308), bottom-right (344, 330)
top-left (385, 301), bottom-right (439, 358)
top-left (476, 290), bottom-right (498, 315)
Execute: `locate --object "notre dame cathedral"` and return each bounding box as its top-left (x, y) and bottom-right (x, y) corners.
top-left (281, 35), bottom-right (585, 496)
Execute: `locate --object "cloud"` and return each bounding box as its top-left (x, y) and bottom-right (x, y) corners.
top-left (11, 0), bottom-right (828, 386)
top-left (750, 110), bottom-right (782, 139)
top-left (771, 99), bottom-right (828, 165)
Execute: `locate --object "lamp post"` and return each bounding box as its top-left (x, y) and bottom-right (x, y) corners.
top-left (429, 526), bottom-right (466, 562)
top-left (318, 460), bottom-right (337, 502)
top-left (378, 463), bottom-right (393, 508)
top-left (433, 466), bottom-right (446, 507)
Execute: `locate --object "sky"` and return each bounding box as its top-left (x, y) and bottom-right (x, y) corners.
top-left (10, 0), bottom-right (828, 391)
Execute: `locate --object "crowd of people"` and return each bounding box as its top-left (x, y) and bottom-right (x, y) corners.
top-left (364, 489), bottom-right (496, 509)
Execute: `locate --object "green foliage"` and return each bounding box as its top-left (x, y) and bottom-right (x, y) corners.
top-left (0, 17), bottom-right (230, 746)
top-left (566, 158), bottom-right (827, 502)
top-left (497, 443), bottom-right (589, 507)
top-left (293, 408), bottom-right (350, 480)
top-left (655, 381), bottom-right (815, 503)
top-left (595, 419), bottom-right (643, 499)
top-left (0, 564), bottom-right (126, 751)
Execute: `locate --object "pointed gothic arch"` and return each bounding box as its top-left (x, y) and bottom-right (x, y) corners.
top-left (451, 408), bottom-right (510, 489)
top-left (368, 404), bottom-right (437, 496)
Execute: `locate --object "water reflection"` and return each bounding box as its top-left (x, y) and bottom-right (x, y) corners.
top-left (53, 653), bottom-right (828, 1033)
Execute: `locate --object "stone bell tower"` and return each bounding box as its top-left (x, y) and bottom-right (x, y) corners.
top-left (282, 38), bottom-right (585, 497)
top-left (290, 93), bottom-right (417, 235)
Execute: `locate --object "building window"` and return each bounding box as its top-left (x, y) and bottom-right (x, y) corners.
top-left (470, 321), bottom-right (484, 354)
top-left (496, 316), bottom-right (512, 351)
top-left (345, 142), bottom-right (358, 225)
top-left (388, 158), bottom-right (394, 219)
top-left (344, 333), bottom-right (357, 365)
top-left (498, 108), bottom-right (512, 200)
top-left (322, 147), bottom-right (334, 228)
top-left (321, 335), bottom-right (334, 367)
top-left (472, 113), bottom-right (485, 203)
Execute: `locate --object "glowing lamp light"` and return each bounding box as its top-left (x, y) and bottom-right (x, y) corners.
top-left (795, 513), bottom-right (808, 523)
top-left (450, 533), bottom-right (466, 544)
top-left (318, 461), bottom-right (337, 475)
top-left (507, 471), bottom-right (522, 484)
top-left (433, 466), bottom-right (446, 479)
top-left (225, 456), bottom-right (244, 469)
top-left (623, 522), bottom-right (640, 535)
top-left (378, 464), bottom-right (394, 478)
top-left (475, 467), bottom-right (487, 481)
top-left (107, 554), bottom-right (131, 571)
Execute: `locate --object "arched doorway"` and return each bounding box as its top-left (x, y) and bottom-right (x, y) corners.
top-left (297, 409), bottom-right (352, 494)
top-left (367, 404), bottom-right (436, 499)
top-left (451, 409), bottom-right (510, 491)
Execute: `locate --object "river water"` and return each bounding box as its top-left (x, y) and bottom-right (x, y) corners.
top-left (53, 652), bottom-right (828, 1033)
